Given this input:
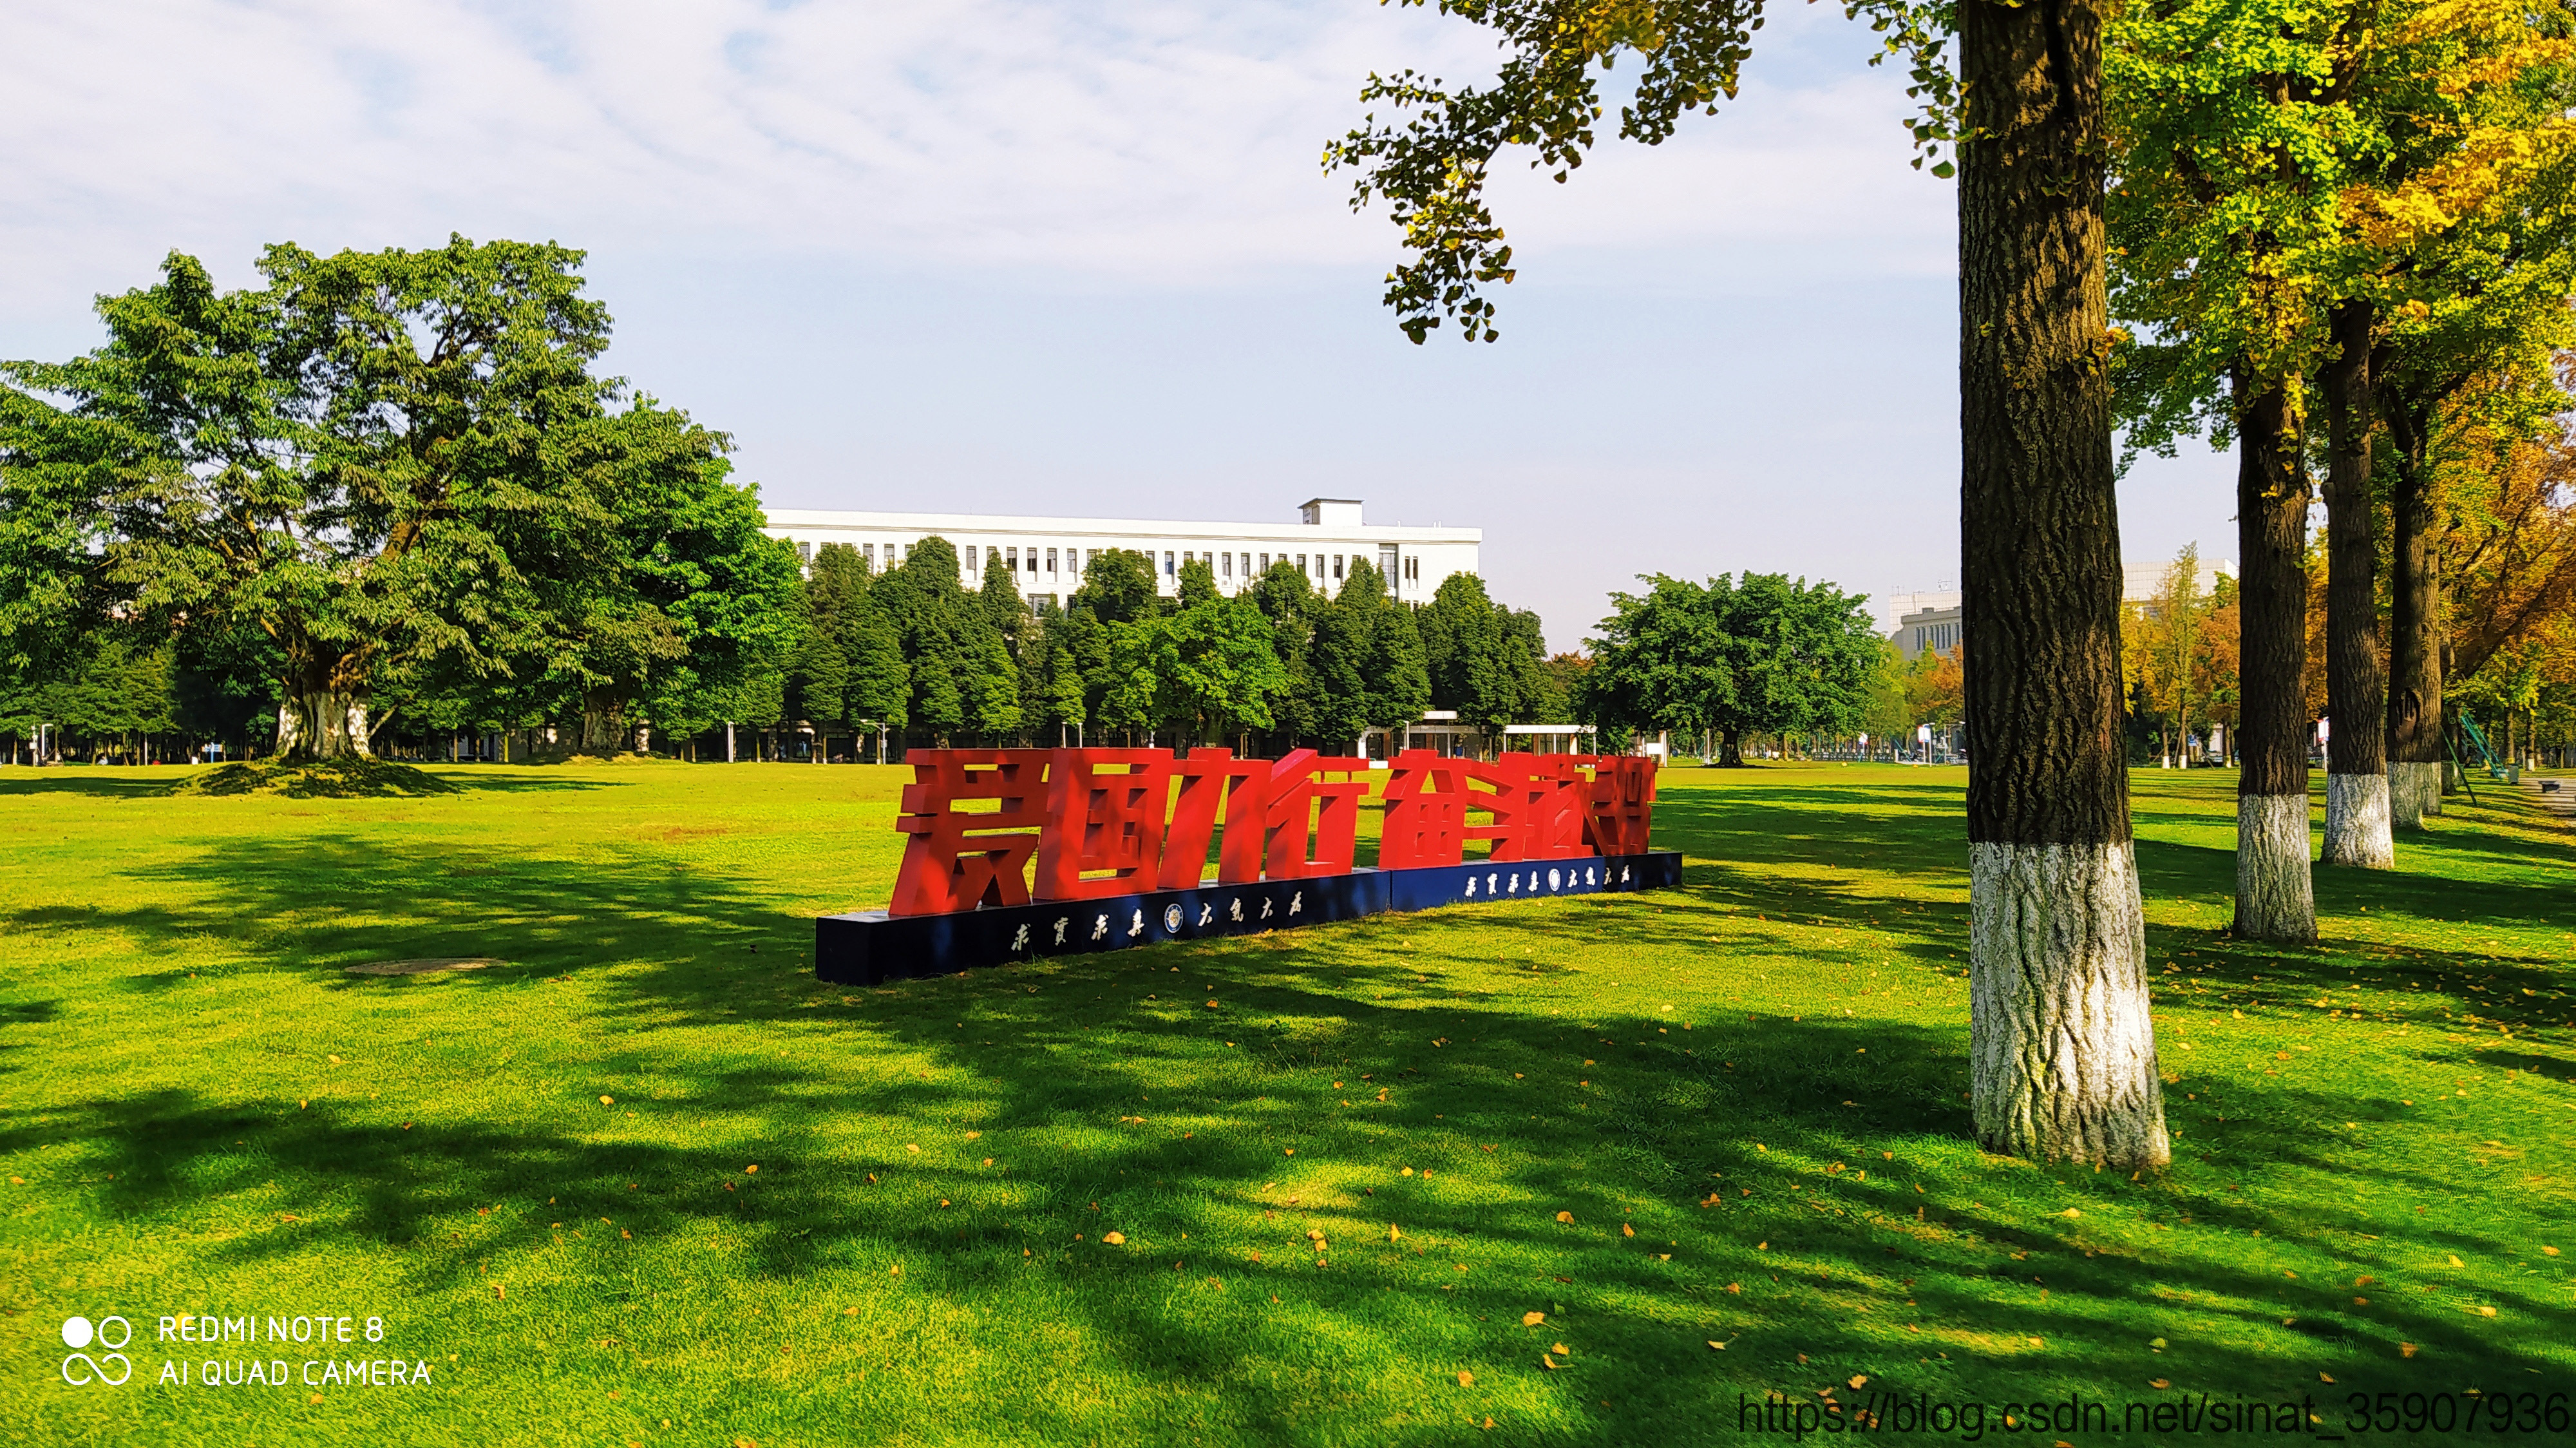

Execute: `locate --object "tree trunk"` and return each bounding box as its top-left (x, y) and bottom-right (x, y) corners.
top-left (278, 689), bottom-right (370, 761)
top-left (2230, 373), bottom-right (2316, 943)
top-left (2384, 395), bottom-right (2444, 825)
top-left (580, 691), bottom-right (627, 752)
top-left (1958, 0), bottom-right (2168, 1170)
top-left (2321, 303), bottom-right (2392, 867)
top-left (1716, 727), bottom-right (1745, 767)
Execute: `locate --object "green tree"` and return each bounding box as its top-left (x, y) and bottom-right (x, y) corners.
top-left (1250, 560), bottom-right (1323, 747)
top-left (1325, 0), bottom-right (2172, 1167)
top-left (1307, 560), bottom-right (1428, 750)
top-left (1021, 602), bottom-right (1086, 745)
top-left (1, 238), bottom-right (636, 761)
top-left (1068, 548), bottom-right (1162, 738)
top-left (1582, 575), bottom-right (1732, 755)
top-left (1585, 573), bottom-right (1880, 765)
top-left (565, 403), bottom-right (802, 752)
top-left (1421, 571), bottom-right (1555, 739)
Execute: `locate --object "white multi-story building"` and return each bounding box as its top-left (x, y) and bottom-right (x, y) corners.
top-left (761, 497), bottom-right (1481, 609)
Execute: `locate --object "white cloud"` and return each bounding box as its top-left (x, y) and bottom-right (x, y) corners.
top-left (1, 0), bottom-right (1947, 315)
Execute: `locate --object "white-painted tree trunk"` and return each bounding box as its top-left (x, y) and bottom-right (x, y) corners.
top-left (2233, 794), bottom-right (2316, 942)
top-left (2321, 772), bottom-right (2394, 868)
top-left (2389, 760), bottom-right (2441, 827)
top-left (1969, 842), bottom-right (2171, 1168)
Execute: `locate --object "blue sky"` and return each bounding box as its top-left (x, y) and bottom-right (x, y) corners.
top-left (2, 0), bottom-right (2236, 648)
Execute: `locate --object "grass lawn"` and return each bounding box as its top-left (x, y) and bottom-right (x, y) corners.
top-left (2, 759), bottom-right (2571, 1445)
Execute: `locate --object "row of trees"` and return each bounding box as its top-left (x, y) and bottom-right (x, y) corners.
top-left (779, 537), bottom-right (1567, 755)
top-left (1329, 0), bottom-right (2575, 1171)
top-left (2107, 0), bottom-right (2576, 937)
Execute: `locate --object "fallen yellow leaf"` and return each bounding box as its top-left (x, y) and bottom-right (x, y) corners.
top-left (1457, 1370), bottom-right (1474, 1387)
top-left (600, 1096), bottom-right (613, 1105)
top-left (1621, 1223), bottom-right (1635, 1238)
top-left (1522, 1311), bottom-right (1545, 1326)
top-left (1103, 1232), bottom-right (1127, 1245)
top-left (745, 1165), bottom-right (759, 1174)
top-left (1555, 1211), bottom-right (1575, 1224)
top-left (1552, 1342), bottom-right (1569, 1355)
top-left (1850, 1375), bottom-right (1868, 1389)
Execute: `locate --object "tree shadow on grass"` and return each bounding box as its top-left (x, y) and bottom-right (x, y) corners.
top-left (0, 768), bottom-right (625, 802)
top-left (18, 824), bottom-right (2573, 1442)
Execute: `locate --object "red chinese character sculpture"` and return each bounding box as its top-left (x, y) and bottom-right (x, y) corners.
top-left (1160, 748), bottom-right (1273, 888)
top-left (1463, 752), bottom-right (1594, 862)
top-left (1378, 750), bottom-right (1470, 869)
top-left (1261, 749), bottom-right (1372, 878)
top-left (1584, 755), bottom-right (1658, 855)
top-left (887, 750), bottom-right (1046, 917)
top-left (882, 746), bottom-right (1657, 918)
top-left (1034, 749), bottom-right (1171, 900)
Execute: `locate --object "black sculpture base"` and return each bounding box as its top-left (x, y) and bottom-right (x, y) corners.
top-left (815, 850), bottom-right (1684, 986)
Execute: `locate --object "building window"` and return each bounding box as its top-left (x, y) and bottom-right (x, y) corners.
top-left (1046, 548), bottom-right (1057, 575)
top-left (965, 545), bottom-right (979, 573)
top-left (797, 540), bottom-right (812, 564)
top-left (1333, 554), bottom-right (1344, 580)
top-left (863, 542), bottom-right (876, 569)
top-left (1261, 553), bottom-right (1271, 573)
top-left (1295, 553), bottom-right (1306, 576)
top-left (1164, 551), bottom-right (1175, 576)
top-left (1220, 552), bottom-right (1232, 578)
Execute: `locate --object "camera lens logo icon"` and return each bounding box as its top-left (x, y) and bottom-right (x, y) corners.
top-left (61, 1315), bottom-right (133, 1385)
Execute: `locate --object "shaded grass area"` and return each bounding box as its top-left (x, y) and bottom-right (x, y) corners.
top-left (0, 761), bottom-right (2569, 1445)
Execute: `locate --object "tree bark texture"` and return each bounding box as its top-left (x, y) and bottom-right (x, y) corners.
top-left (1958, 0), bottom-right (2168, 1170)
top-left (1718, 726), bottom-right (1744, 768)
top-left (2384, 399), bottom-right (2444, 826)
top-left (2320, 303), bottom-right (2392, 867)
top-left (2230, 375), bottom-right (2316, 943)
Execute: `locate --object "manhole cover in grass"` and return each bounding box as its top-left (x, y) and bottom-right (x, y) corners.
top-left (344, 958), bottom-right (501, 976)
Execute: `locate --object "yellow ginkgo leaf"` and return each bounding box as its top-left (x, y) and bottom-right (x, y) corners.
top-left (1621, 1223), bottom-right (1636, 1237)
top-left (1555, 1211), bottom-right (1575, 1224)
top-left (1103, 1232), bottom-right (1126, 1245)
top-left (1457, 1370), bottom-right (1475, 1387)
top-left (1522, 1311), bottom-right (1545, 1326)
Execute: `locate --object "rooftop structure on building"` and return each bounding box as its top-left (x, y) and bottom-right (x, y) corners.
top-left (761, 498), bottom-right (1479, 608)
top-left (1886, 557), bottom-right (2235, 662)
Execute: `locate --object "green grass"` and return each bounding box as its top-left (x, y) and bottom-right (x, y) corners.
top-left (2, 760), bottom-right (2570, 1445)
